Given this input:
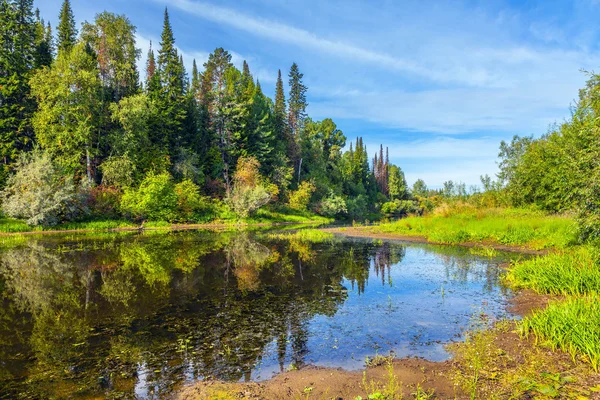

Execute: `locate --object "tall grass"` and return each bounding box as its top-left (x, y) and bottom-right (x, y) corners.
top-left (506, 247), bottom-right (600, 295)
top-left (370, 207), bottom-right (576, 250)
top-left (521, 296), bottom-right (600, 371)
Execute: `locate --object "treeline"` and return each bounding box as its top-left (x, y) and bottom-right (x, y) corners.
top-left (0, 0), bottom-right (415, 226)
top-left (495, 72), bottom-right (600, 240)
top-left (419, 69), bottom-right (600, 241)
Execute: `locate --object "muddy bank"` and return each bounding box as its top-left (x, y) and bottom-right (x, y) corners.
top-left (177, 359), bottom-right (458, 400)
top-left (321, 226), bottom-right (549, 255)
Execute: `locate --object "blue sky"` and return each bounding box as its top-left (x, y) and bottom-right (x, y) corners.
top-left (37, 0), bottom-right (600, 188)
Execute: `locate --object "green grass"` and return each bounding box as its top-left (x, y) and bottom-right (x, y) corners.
top-left (368, 207), bottom-right (576, 250)
top-left (267, 229), bottom-right (334, 243)
top-left (0, 207), bottom-right (331, 235)
top-left (506, 246), bottom-right (600, 295)
top-left (521, 296), bottom-right (600, 371)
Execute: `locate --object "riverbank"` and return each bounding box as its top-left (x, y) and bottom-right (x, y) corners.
top-left (176, 289), bottom-right (599, 400)
top-left (345, 207), bottom-right (575, 250)
top-left (0, 209), bottom-right (332, 236)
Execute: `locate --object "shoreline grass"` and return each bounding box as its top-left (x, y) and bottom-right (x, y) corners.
top-left (0, 209), bottom-right (332, 235)
top-left (365, 207), bottom-right (576, 250)
top-left (506, 246), bottom-right (600, 295)
top-left (521, 296), bottom-right (600, 371)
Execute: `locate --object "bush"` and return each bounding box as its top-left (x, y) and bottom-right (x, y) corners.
top-left (121, 172), bottom-right (178, 221)
top-left (381, 199), bottom-right (420, 217)
top-left (346, 194), bottom-right (368, 220)
top-left (174, 179), bottom-right (214, 222)
top-left (228, 157), bottom-right (273, 218)
top-left (88, 185), bottom-right (122, 219)
top-left (1, 151), bottom-right (88, 226)
top-left (288, 181), bottom-right (316, 211)
top-left (318, 191), bottom-right (347, 217)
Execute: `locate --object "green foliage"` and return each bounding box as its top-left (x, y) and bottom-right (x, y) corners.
top-left (100, 156), bottom-right (135, 188)
top-left (121, 172), bottom-right (178, 221)
top-left (381, 199), bottom-right (419, 217)
top-left (1, 151), bottom-right (87, 226)
top-left (30, 42), bottom-right (103, 178)
top-left (318, 191), bottom-right (347, 217)
top-left (57, 0), bottom-right (77, 54)
top-left (288, 181), bottom-right (315, 211)
top-left (174, 179), bottom-right (213, 221)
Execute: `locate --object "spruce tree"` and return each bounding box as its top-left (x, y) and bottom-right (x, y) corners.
top-left (0, 0), bottom-right (37, 180)
top-left (287, 62), bottom-right (307, 136)
top-left (156, 8), bottom-right (186, 159)
top-left (57, 0), bottom-right (76, 54)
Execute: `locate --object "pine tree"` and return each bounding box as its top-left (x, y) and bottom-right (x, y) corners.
top-left (156, 7), bottom-right (186, 159)
top-left (57, 0), bottom-right (76, 55)
top-left (287, 62), bottom-right (307, 136)
top-left (0, 0), bottom-right (37, 179)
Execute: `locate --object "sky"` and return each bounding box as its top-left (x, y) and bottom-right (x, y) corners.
top-left (37, 0), bottom-right (600, 188)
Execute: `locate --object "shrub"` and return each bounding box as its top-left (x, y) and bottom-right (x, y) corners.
top-left (288, 181), bottom-right (316, 211)
top-left (381, 199), bottom-right (420, 217)
top-left (346, 194), bottom-right (368, 220)
top-left (228, 157), bottom-right (273, 218)
top-left (88, 185), bottom-right (122, 219)
top-left (318, 191), bottom-right (347, 217)
top-left (1, 151), bottom-right (87, 226)
top-left (120, 172), bottom-right (178, 221)
top-left (174, 179), bottom-right (214, 222)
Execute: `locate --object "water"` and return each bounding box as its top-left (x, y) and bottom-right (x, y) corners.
top-left (0, 229), bottom-right (521, 399)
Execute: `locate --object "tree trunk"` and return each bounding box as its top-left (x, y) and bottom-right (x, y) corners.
top-left (86, 146), bottom-right (92, 183)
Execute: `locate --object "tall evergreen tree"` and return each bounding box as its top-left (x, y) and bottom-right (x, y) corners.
top-left (57, 0), bottom-right (76, 55)
top-left (288, 62), bottom-right (307, 136)
top-left (156, 7), bottom-right (186, 160)
top-left (0, 0), bottom-right (38, 180)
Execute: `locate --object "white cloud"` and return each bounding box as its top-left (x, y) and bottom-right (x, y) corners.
top-left (156, 0), bottom-right (511, 87)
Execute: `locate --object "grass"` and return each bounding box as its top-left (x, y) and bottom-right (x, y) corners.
top-left (267, 229), bottom-right (334, 243)
top-left (506, 246), bottom-right (600, 295)
top-left (449, 320), bottom-right (598, 399)
top-left (366, 207), bottom-right (576, 250)
top-left (0, 207), bottom-right (331, 235)
top-left (521, 296), bottom-right (600, 371)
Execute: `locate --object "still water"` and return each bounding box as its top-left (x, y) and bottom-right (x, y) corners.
top-left (0, 229), bottom-right (521, 398)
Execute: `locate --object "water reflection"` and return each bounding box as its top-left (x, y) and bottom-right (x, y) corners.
top-left (0, 231), bottom-right (516, 399)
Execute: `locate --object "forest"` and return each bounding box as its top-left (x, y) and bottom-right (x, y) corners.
top-left (0, 0), bottom-right (420, 228)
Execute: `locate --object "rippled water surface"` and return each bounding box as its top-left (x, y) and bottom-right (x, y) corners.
top-left (0, 229), bottom-right (521, 398)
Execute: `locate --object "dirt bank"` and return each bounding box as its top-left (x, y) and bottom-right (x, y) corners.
top-left (321, 226), bottom-right (548, 255)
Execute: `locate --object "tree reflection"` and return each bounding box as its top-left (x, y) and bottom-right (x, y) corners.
top-left (0, 232), bottom-right (459, 398)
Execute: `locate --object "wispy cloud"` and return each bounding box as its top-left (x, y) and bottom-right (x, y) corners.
top-left (157, 0), bottom-right (505, 86)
